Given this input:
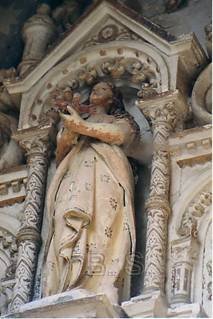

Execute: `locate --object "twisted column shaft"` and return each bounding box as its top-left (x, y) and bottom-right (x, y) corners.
top-left (9, 126), bottom-right (53, 312)
top-left (139, 99), bottom-right (178, 292)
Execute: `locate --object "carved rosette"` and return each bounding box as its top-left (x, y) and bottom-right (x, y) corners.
top-left (9, 125), bottom-right (54, 312)
top-left (138, 93), bottom-right (184, 292)
top-left (82, 23), bottom-right (139, 49)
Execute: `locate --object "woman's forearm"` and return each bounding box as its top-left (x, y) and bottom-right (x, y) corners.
top-left (65, 118), bottom-right (126, 145)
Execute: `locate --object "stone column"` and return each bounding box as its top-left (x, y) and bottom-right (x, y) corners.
top-left (122, 92), bottom-right (189, 318)
top-left (142, 101), bottom-right (177, 292)
top-left (9, 125), bottom-right (54, 312)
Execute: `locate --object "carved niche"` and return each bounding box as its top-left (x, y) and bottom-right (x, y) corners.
top-left (170, 184), bottom-right (212, 315)
top-left (24, 42), bottom-right (168, 129)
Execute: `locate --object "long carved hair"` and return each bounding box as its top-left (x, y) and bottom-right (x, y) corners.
top-left (100, 82), bottom-right (140, 136)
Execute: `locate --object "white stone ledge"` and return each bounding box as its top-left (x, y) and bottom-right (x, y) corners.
top-left (6, 290), bottom-right (125, 318)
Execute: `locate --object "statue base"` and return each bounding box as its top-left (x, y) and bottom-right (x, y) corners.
top-left (122, 291), bottom-right (168, 318)
top-left (122, 292), bottom-right (206, 318)
top-left (6, 289), bottom-right (125, 318)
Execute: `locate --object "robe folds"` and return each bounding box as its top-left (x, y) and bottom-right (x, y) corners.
top-left (42, 118), bottom-right (137, 304)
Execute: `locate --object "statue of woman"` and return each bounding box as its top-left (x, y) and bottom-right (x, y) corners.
top-left (42, 82), bottom-right (139, 304)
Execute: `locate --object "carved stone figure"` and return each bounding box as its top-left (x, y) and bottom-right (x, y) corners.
top-left (0, 113), bottom-right (23, 172)
top-left (191, 24), bottom-right (212, 125)
top-left (0, 68), bottom-right (17, 113)
top-left (18, 4), bottom-right (56, 77)
top-left (165, 0), bottom-right (186, 13)
top-left (42, 82), bottom-right (139, 304)
top-left (52, 0), bottom-right (80, 32)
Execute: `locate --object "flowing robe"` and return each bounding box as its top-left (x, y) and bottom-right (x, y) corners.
top-left (43, 115), bottom-right (137, 304)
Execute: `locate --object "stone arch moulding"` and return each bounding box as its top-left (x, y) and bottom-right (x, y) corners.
top-left (192, 215), bottom-right (212, 317)
top-left (0, 212), bottom-right (20, 237)
top-left (4, 0), bottom-right (207, 129)
top-left (18, 41), bottom-right (169, 129)
top-left (172, 170), bottom-right (211, 236)
top-left (168, 170), bottom-right (212, 306)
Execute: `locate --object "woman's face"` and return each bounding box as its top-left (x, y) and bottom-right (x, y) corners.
top-left (89, 83), bottom-right (113, 107)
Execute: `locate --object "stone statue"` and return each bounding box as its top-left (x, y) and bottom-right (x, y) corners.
top-left (0, 68), bottom-right (17, 113)
top-left (18, 4), bottom-right (56, 76)
top-left (42, 82), bottom-right (139, 304)
top-left (52, 0), bottom-right (81, 32)
top-left (191, 24), bottom-right (212, 125)
top-left (0, 113), bottom-right (23, 172)
top-left (165, 0), bottom-right (185, 12)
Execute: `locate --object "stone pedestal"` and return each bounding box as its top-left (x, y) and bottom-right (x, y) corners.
top-left (168, 303), bottom-right (205, 318)
top-left (122, 291), bottom-right (168, 318)
top-left (6, 291), bottom-right (124, 318)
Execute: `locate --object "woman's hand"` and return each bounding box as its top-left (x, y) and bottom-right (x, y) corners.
top-left (60, 105), bottom-right (83, 129)
top-left (67, 105), bottom-right (82, 120)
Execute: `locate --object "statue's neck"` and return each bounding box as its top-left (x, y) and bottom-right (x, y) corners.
top-left (93, 105), bottom-right (108, 114)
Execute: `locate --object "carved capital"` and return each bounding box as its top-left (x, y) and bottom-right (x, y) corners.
top-left (137, 90), bottom-right (188, 133)
top-left (143, 101), bottom-right (177, 129)
top-left (13, 124), bottom-right (55, 160)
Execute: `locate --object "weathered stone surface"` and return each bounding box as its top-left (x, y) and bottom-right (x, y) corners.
top-left (0, 1), bottom-right (211, 318)
top-left (7, 291), bottom-right (124, 318)
top-left (122, 291), bottom-right (168, 318)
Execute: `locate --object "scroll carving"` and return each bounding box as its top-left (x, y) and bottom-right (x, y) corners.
top-left (178, 191), bottom-right (212, 237)
top-left (0, 229), bottom-right (18, 315)
top-left (0, 280), bottom-right (15, 316)
top-left (0, 229), bottom-right (18, 281)
top-left (82, 23), bottom-right (139, 49)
